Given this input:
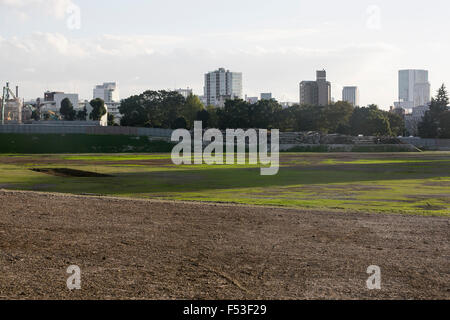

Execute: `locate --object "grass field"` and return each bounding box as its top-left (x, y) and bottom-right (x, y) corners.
top-left (0, 152), bottom-right (449, 216)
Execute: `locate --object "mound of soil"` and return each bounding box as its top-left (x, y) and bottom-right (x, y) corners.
top-left (30, 168), bottom-right (111, 178)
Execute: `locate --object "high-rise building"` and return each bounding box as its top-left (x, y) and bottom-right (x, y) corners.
top-left (260, 93), bottom-right (272, 100)
top-left (394, 70), bottom-right (430, 109)
top-left (299, 70), bottom-right (331, 106)
top-left (342, 86), bottom-right (360, 106)
top-left (93, 82), bottom-right (121, 123)
top-left (316, 70), bottom-right (331, 106)
top-left (93, 82), bottom-right (120, 103)
top-left (300, 81), bottom-right (318, 105)
top-left (176, 88), bottom-right (193, 99)
top-left (204, 68), bottom-right (242, 107)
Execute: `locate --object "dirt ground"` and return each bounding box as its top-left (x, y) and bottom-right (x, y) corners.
top-left (0, 189), bottom-right (448, 300)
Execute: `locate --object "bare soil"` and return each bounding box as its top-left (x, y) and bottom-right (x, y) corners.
top-left (0, 190), bottom-right (448, 300)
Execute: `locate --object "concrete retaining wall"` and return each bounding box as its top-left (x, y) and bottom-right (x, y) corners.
top-left (280, 144), bottom-right (418, 152)
top-left (400, 138), bottom-right (450, 151)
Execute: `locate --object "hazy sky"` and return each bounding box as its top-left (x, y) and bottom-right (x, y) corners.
top-left (1, 0), bottom-right (449, 108)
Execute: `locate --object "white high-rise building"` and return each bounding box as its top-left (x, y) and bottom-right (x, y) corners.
top-left (93, 82), bottom-right (121, 123)
top-left (175, 88), bottom-right (193, 99)
top-left (395, 70), bottom-right (430, 109)
top-left (93, 82), bottom-right (120, 103)
top-left (204, 68), bottom-right (242, 107)
top-left (342, 86), bottom-right (360, 107)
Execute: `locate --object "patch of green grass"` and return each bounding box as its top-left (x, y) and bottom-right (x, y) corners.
top-left (0, 152), bottom-right (449, 216)
top-left (321, 159), bottom-right (450, 165)
top-left (62, 154), bottom-right (173, 161)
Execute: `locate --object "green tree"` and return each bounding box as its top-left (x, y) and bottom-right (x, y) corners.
top-left (89, 98), bottom-right (107, 121)
top-left (251, 99), bottom-right (282, 129)
top-left (119, 90), bottom-right (186, 128)
top-left (182, 94), bottom-right (204, 129)
top-left (173, 116), bottom-right (187, 129)
top-left (60, 98), bottom-right (76, 121)
top-left (107, 113), bottom-right (116, 126)
top-left (217, 99), bottom-right (252, 129)
top-left (273, 106), bottom-right (296, 132)
top-left (350, 105), bottom-right (392, 136)
top-left (196, 109), bottom-right (210, 127)
top-left (322, 101), bottom-right (354, 134)
top-left (119, 94), bottom-right (147, 126)
top-left (418, 84), bottom-right (449, 138)
top-left (205, 105), bottom-right (219, 128)
top-left (435, 84), bottom-right (449, 108)
top-left (292, 104), bottom-right (324, 132)
top-left (75, 107), bottom-right (87, 120)
top-left (386, 112), bottom-right (405, 137)
top-left (418, 111), bottom-right (438, 138)
top-left (439, 111), bottom-right (450, 138)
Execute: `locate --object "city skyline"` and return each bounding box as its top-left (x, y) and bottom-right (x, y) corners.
top-left (7, 67), bottom-right (437, 108)
top-left (1, 0), bottom-right (449, 108)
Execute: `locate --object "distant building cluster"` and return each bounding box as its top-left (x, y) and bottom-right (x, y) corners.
top-left (1, 66), bottom-right (439, 136)
top-left (389, 70), bottom-right (432, 136)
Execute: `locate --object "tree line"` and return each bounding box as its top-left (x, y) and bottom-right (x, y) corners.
top-left (418, 84), bottom-right (450, 139)
top-left (32, 85), bottom-right (450, 139)
top-left (119, 90), bottom-right (405, 136)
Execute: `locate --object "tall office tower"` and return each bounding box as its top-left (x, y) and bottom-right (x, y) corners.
top-left (395, 70), bottom-right (430, 109)
top-left (316, 70), bottom-right (331, 106)
top-left (93, 82), bottom-right (120, 103)
top-left (299, 70), bottom-right (331, 106)
top-left (342, 86), bottom-right (360, 106)
top-left (300, 81), bottom-right (318, 105)
top-left (204, 68), bottom-right (243, 107)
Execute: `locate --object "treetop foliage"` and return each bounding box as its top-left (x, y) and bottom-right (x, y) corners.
top-left (119, 90), bottom-right (404, 136)
top-left (89, 98), bottom-right (107, 121)
top-left (418, 84), bottom-right (450, 138)
top-left (59, 98), bottom-right (76, 121)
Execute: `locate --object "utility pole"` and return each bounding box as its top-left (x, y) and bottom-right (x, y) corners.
top-left (1, 86), bottom-right (5, 125)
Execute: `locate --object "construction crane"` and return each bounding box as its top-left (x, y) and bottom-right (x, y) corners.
top-left (1, 82), bottom-right (22, 124)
